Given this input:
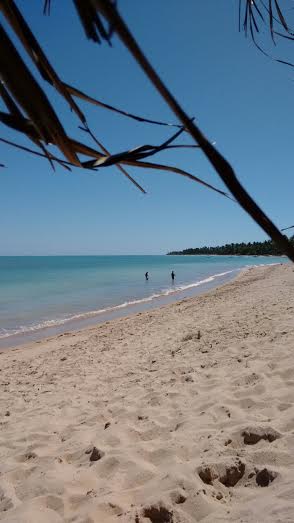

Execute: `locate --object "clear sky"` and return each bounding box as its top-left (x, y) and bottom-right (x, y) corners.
top-left (1, 0), bottom-right (294, 255)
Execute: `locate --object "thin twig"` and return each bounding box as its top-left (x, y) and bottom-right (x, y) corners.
top-left (0, 137), bottom-right (72, 170)
top-left (64, 82), bottom-right (183, 129)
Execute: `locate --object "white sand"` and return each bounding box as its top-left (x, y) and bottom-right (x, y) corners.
top-left (0, 263), bottom-right (293, 522)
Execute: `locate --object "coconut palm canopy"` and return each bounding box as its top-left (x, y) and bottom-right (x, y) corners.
top-left (1, 0), bottom-right (294, 260)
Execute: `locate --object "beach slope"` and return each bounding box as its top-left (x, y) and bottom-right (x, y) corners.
top-left (0, 263), bottom-right (293, 522)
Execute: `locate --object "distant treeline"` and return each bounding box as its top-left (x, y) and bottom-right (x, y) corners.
top-left (168, 236), bottom-right (294, 256)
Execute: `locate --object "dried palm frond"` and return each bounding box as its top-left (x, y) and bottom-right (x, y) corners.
top-left (0, 111), bottom-right (42, 140)
top-left (0, 1), bottom-right (167, 191)
top-left (238, 0), bottom-right (294, 67)
top-left (239, 0), bottom-right (292, 61)
top-left (240, 0), bottom-right (290, 40)
top-left (64, 83), bottom-right (183, 129)
top-left (85, 142), bottom-right (199, 165)
top-left (79, 125), bottom-right (146, 193)
top-left (0, 137), bottom-right (72, 170)
top-left (0, 24), bottom-right (80, 165)
top-left (0, 0), bottom-right (86, 124)
top-left (0, 136), bottom-right (72, 171)
top-left (75, 126), bottom-right (231, 198)
top-left (0, 133), bottom-right (230, 199)
top-left (0, 0), bottom-right (191, 192)
top-left (43, 0), bottom-right (51, 16)
top-left (0, 0), bottom-right (293, 260)
top-left (1, 0), bottom-right (183, 131)
top-left (84, 126), bottom-right (186, 166)
top-left (83, 154), bottom-right (232, 199)
top-left (239, 0), bottom-right (294, 61)
top-left (0, 78), bottom-right (64, 170)
top-left (72, 0), bottom-right (113, 44)
top-left (0, 83), bottom-right (225, 196)
top-left (95, 0), bottom-right (294, 262)
top-left (281, 224), bottom-right (294, 231)
top-left (0, 80), bottom-right (44, 143)
top-left (0, 83), bottom-right (22, 119)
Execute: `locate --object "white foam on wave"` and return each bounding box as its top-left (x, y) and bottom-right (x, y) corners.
top-left (0, 263), bottom-right (281, 340)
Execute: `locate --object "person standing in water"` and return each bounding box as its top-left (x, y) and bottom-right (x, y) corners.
top-left (171, 270), bottom-right (175, 282)
top-left (145, 272), bottom-right (149, 281)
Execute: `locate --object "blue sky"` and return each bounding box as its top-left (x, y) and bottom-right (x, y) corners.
top-left (1, 0), bottom-right (294, 255)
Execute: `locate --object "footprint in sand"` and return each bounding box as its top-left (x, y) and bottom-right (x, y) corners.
top-left (0, 487), bottom-right (13, 514)
top-left (241, 426), bottom-right (281, 445)
top-left (141, 504), bottom-right (174, 523)
top-left (198, 459), bottom-right (245, 487)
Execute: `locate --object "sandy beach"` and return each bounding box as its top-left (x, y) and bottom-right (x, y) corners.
top-left (0, 263), bottom-right (293, 522)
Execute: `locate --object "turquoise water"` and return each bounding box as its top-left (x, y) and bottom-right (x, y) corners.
top-left (0, 255), bottom-right (286, 344)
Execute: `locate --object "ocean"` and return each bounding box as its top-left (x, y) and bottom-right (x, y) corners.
top-left (0, 255), bottom-right (286, 347)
